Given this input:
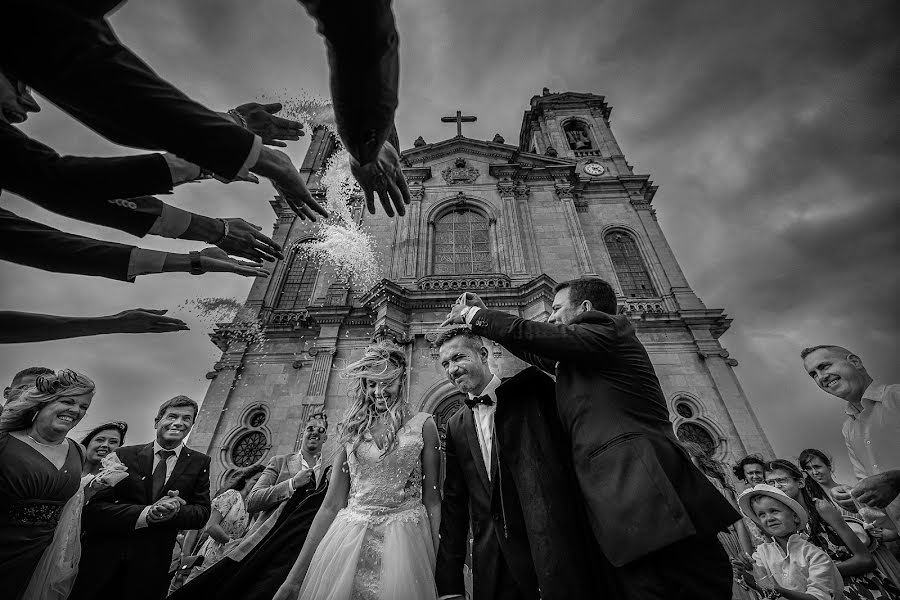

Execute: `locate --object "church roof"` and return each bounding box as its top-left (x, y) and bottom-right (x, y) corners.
top-left (400, 135), bottom-right (575, 169)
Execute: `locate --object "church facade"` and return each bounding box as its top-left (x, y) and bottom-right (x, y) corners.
top-left (190, 90), bottom-right (774, 486)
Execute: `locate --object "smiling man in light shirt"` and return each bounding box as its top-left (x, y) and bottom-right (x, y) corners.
top-left (71, 396), bottom-right (211, 600)
top-left (802, 345), bottom-right (900, 525)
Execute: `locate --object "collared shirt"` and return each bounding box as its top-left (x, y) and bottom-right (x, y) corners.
top-left (842, 381), bottom-right (900, 481)
top-left (287, 451), bottom-right (323, 492)
top-left (753, 534), bottom-right (843, 600)
top-left (842, 381), bottom-right (900, 525)
top-left (134, 441), bottom-right (184, 529)
top-left (469, 374), bottom-right (501, 480)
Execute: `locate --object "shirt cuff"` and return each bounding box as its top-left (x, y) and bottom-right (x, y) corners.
top-left (464, 306), bottom-right (480, 324)
top-left (127, 248), bottom-right (168, 280)
top-left (237, 135), bottom-right (262, 179)
top-left (287, 478), bottom-right (295, 493)
top-left (147, 203), bottom-right (192, 238)
top-left (136, 505), bottom-right (151, 529)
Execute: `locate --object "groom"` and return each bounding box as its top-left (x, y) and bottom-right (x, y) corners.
top-left (435, 328), bottom-right (604, 600)
top-left (444, 278), bottom-right (739, 599)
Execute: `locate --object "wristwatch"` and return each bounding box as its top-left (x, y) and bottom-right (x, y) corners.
top-left (189, 251), bottom-right (204, 275)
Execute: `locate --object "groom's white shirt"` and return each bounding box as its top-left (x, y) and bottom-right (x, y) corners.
top-left (470, 374), bottom-right (501, 481)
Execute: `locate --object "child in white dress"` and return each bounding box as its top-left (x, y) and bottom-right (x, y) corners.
top-left (274, 342), bottom-right (441, 600)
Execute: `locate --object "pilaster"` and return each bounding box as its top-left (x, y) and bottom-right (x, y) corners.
top-left (553, 174), bottom-right (594, 275)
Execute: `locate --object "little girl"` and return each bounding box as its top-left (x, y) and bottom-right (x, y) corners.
top-left (734, 484), bottom-right (844, 600)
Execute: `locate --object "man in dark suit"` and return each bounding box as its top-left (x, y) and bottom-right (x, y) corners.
top-left (435, 328), bottom-right (603, 600)
top-left (71, 395), bottom-right (211, 600)
top-left (444, 277), bottom-right (740, 599)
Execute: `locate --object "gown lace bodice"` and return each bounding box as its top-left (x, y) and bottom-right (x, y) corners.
top-left (344, 412), bottom-right (427, 523)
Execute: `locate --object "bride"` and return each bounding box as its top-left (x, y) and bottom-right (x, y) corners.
top-left (274, 342), bottom-right (441, 600)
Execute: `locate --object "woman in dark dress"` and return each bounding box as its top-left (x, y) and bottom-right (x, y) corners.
top-left (0, 369), bottom-right (95, 600)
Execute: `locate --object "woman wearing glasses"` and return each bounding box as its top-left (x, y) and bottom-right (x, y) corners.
top-left (0, 369), bottom-right (95, 600)
top-left (765, 459), bottom-right (900, 600)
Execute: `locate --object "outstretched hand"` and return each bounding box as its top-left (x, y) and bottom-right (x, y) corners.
top-left (350, 141), bottom-right (411, 217)
top-left (217, 218), bottom-right (283, 263)
top-left (851, 471), bottom-right (900, 509)
top-left (107, 309), bottom-right (189, 334)
top-left (198, 247), bottom-right (270, 278)
top-left (441, 302), bottom-right (469, 327)
top-left (250, 147), bottom-right (328, 221)
top-left (234, 102), bottom-right (304, 147)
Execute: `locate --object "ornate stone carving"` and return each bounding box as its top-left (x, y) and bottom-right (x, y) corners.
top-left (416, 274), bottom-right (511, 291)
top-left (545, 145), bottom-right (558, 157)
top-left (618, 301), bottom-right (665, 315)
top-left (371, 324), bottom-right (413, 345)
top-left (441, 158), bottom-right (480, 185)
top-left (554, 181), bottom-right (575, 199)
top-left (409, 182), bottom-right (425, 201)
top-left (492, 133), bottom-right (505, 144)
top-left (413, 135), bottom-right (426, 147)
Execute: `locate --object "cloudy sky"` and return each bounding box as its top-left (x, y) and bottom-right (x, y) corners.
top-left (2, 0), bottom-right (897, 482)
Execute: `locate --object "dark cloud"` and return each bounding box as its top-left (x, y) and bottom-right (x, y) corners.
top-left (2, 0), bottom-right (897, 478)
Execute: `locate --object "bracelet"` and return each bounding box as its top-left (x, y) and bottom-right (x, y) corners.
top-left (215, 218), bottom-right (230, 245)
top-left (189, 251), bottom-right (204, 275)
top-left (228, 108), bottom-right (248, 130)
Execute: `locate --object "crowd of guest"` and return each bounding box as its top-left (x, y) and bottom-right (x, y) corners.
top-left (0, 288), bottom-right (898, 600)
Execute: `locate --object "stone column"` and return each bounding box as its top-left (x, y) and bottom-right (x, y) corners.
top-left (554, 181), bottom-right (595, 275)
top-left (192, 343), bottom-right (247, 455)
top-left (403, 185), bottom-right (424, 278)
top-left (496, 180), bottom-right (527, 275)
top-left (305, 346), bottom-right (336, 406)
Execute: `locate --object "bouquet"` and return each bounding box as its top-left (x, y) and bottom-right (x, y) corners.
top-left (95, 453), bottom-right (129, 487)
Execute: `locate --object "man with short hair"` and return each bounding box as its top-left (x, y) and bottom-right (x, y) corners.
top-left (435, 327), bottom-right (602, 600)
top-left (733, 455), bottom-right (767, 487)
top-left (801, 345), bottom-right (900, 524)
top-left (444, 276), bottom-right (739, 599)
top-left (2, 365), bottom-right (53, 402)
top-left (71, 395), bottom-right (211, 600)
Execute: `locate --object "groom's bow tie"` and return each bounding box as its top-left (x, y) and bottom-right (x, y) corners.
top-left (465, 394), bottom-right (494, 409)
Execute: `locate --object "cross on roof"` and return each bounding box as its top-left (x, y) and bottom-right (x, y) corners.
top-left (441, 110), bottom-right (477, 137)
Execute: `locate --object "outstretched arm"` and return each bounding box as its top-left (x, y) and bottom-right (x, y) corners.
top-left (0, 309), bottom-right (188, 343)
top-left (273, 448), bottom-right (351, 600)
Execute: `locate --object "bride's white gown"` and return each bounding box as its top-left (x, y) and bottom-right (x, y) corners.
top-left (298, 411), bottom-right (438, 600)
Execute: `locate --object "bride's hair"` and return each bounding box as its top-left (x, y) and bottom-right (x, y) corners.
top-left (0, 369), bottom-right (95, 433)
top-left (339, 341), bottom-right (408, 457)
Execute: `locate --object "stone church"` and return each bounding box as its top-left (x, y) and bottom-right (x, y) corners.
top-left (190, 89), bottom-right (774, 486)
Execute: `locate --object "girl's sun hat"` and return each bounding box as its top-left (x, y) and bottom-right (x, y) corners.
top-left (738, 483), bottom-right (808, 530)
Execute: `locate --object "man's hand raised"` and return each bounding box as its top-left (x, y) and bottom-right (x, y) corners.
top-left (456, 292), bottom-right (487, 310)
top-left (197, 247), bottom-right (271, 278)
top-left (350, 142), bottom-right (411, 218)
top-left (234, 102), bottom-right (304, 148)
top-left (250, 147), bottom-right (328, 221)
top-left (216, 218), bottom-right (283, 263)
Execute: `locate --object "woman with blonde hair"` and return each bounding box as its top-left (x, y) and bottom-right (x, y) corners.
top-left (274, 341), bottom-right (442, 600)
top-left (0, 369), bottom-right (95, 600)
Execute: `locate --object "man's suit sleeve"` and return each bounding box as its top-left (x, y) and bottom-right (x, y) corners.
top-left (0, 207), bottom-right (135, 281)
top-left (470, 308), bottom-right (619, 364)
top-left (245, 455), bottom-right (295, 514)
top-left (435, 419), bottom-right (469, 597)
top-left (1, 0), bottom-right (256, 181)
top-left (300, 0), bottom-right (399, 164)
top-left (172, 454), bottom-right (211, 530)
top-left (82, 449), bottom-right (150, 534)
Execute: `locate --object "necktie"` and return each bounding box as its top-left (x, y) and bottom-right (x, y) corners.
top-left (465, 394), bottom-right (494, 409)
top-left (152, 449), bottom-right (176, 500)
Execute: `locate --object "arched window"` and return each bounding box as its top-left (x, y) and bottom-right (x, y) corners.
top-left (563, 120), bottom-right (593, 151)
top-left (231, 431), bottom-right (267, 467)
top-left (604, 232), bottom-right (657, 298)
top-left (276, 249), bottom-right (318, 310)
top-left (433, 209), bottom-right (491, 275)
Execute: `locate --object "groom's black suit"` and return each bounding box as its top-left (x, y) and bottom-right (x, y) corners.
top-left (71, 443), bottom-right (211, 600)
top-left (436, 366), bottom-right (606, 600)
